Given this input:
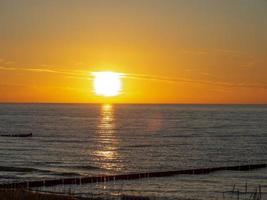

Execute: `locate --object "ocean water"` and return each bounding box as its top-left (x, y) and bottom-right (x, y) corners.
top-left (0, 104), bottom-right (266, 199)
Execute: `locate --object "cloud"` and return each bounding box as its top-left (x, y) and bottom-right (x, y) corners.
top-left (125, 73), bottom-right (267, 90)
top-left (180, 48), bottom-right (248, 56)
top-left (0, 65), bottom-right (91, 80)
top-left (4, 61), bottom-right (16, 65)
top-left (1, 64), bottom-right (267, 90)
top-left (0, 83), bottom-right (29, 89)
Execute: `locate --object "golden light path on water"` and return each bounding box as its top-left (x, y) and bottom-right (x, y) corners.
top-left (93, 104), bottom-right (122, 172)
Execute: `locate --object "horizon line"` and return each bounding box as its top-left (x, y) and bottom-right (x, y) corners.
top-left (0, 102), bottom-right (266, 105)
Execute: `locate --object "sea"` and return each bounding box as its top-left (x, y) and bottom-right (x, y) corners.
top-left (0, 104), bottom-right (266, 199)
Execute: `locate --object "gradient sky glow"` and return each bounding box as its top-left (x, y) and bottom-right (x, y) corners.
top-left (1, 0), bottom-right (267, 103)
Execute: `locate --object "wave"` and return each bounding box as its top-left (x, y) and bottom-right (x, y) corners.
top-left (54, 172), bottom-right (81, 176)
top-left (127, 144), bottom-right (154, 148)
top-left (0, 165), bottom-right (96, 178)
top-left (70, 165), bottom-right (101, 170)
top-left (0, 166), bottom-right (50, 173)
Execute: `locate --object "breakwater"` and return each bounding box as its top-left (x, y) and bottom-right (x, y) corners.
top-left (0, 163), bottom-right (265, 189)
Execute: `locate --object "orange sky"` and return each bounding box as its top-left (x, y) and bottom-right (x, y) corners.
top-left (0, 0), bottom-right (267, 104)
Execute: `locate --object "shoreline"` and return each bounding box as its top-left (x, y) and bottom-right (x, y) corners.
top-left (0, 189), bottom-right (81, 200)
top-left (0, 189), bottom-right (151, 200)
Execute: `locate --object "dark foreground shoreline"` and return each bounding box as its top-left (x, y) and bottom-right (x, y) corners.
top-left (0, 189), bottom-right (152, 200)
top-left (0, 189), bottom-right (116, 200)
top-left (0, 189), bottom-right (81, 200)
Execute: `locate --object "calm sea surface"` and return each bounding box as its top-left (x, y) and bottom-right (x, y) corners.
top-left (0, 104), bottom-right (266, 199)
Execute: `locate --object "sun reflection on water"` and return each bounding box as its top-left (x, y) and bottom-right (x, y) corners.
top-left (94, 104), bottom-right (121, 172)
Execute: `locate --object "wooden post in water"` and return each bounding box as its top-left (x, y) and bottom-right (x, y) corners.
top-left (0, 164), bottom-right (266, 189)
top-left (259, 185), bottom-right (261, 200)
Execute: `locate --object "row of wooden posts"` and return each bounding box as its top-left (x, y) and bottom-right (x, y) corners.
top-left (0, 163), bottom-right (265, 189)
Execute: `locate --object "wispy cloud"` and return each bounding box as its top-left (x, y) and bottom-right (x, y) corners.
top-left (0, 82), bottom-right (86, 93)
top-left (1, 65), bottom-right (267, 90)
top-left (125, 73), bottom-right (267, 90)
top-left (0, 65), bottom-right (91, 80)
top-left (180, 48), bottom-right (249, 57)
top-left (0, 83), bottom-right (29, 89)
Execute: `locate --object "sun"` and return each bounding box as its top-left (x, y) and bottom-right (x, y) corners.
top-left (92, 71), bottom-right (122, 97)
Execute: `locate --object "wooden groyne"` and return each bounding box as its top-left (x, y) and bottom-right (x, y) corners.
top-left (0, 163), bottom-right (265, 189)
top-left (0, 133), bottom-right (32, 137)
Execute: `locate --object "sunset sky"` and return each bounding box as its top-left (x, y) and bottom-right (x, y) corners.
top-left (1, 0), bottom-right (267, 103)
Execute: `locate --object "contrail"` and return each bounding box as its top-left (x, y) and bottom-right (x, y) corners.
top-left (125, 72), bottom-right (267, 90)
top-left (1, 65), bottom-right (267, 90)
top-left (0, 66), bottom-right (91, 80)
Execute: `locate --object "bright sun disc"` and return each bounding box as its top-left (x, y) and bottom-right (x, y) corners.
top-left (92, 71), bottom-right (122, 97)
